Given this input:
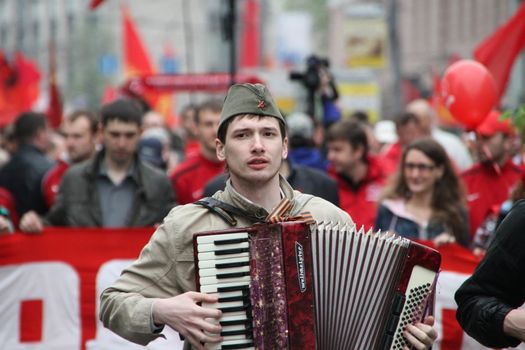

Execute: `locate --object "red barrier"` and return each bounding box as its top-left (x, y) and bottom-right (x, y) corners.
top-left (0, 228), bottom-right (153, 349)
top-left (0, 229), bottom-right (496, 349)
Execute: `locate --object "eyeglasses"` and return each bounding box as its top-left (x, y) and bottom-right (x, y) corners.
top-left (403, 162), bottom-right (436, 172)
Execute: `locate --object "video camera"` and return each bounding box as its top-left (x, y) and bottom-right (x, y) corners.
top-left (289, 55), bottom-right (330, 91)
top-left (289, 55), bottom-right (339, 123)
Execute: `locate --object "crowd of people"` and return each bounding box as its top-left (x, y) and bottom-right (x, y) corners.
top-left (0, 82), bottom-right (523, 348)
top-left (0, 87), bottom-right (521, 253)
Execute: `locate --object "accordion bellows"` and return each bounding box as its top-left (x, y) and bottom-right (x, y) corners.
top-left (194, 221), bottom-right (441, 350)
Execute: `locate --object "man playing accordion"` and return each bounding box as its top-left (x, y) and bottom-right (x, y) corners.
top-left (100, 83), bottom-right (437, 350)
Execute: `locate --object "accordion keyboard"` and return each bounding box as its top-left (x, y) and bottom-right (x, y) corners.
top-left (196, 232), bottom-right (255, 350)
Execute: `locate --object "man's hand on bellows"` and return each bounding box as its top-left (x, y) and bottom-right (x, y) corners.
top-left (153, 292), bottom-right (222, 350)
top-left (403, 315), bottom-right (437, 350)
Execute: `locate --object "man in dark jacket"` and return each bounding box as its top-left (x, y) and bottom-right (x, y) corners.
top-left (0, 112), bottom-right (54, 217)
top-left (20, 99), bottom-right (175, 231)
top-left (455, 199), bottom-right (525, 348)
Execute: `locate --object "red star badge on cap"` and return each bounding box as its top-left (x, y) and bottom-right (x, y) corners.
top-left (258, 100), bottom-right (265, 109)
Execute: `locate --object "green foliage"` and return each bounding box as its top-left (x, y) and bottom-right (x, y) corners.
top-left (501, 104), bottom-right (525, 135)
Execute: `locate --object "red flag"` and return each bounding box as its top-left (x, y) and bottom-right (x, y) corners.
top-left (240, 0), bottom-right (260, 68)
top-left (123, 5), bottom-right (154, 78)
top-left (46, 41), bottom-right (62, 129)
top-left (89, 0), bottom-right (105, 10)
top-left (12, 52), bottom-right (41, 110)
top-left (122, 5), bottom-right (175, 121)
top-left (122, 4), bottom-right (157, 109)
top-left (0, 51), bottom-right (16, 123)
top-left (0, 51), bottom-right (41, 126)
top-left (474, 2), bottom-right (525, 101)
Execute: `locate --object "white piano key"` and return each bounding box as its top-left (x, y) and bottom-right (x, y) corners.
top-left (200, 281), bottom-right (249, 294)
top-left (205, 342), bottom-right (223, 350)
top-left (205, 329), bottom-right (250, 339)
top-left (203, 324), bottom-right (249, 337)
top-left (220, 334), bottom-right (250, 341)
top-left (200, 275), bottom-right (251, 286)
top-left (197, 232), bottom-right (249, 244)
top-left (197, 241), bottom-right (250, 253)
top-left (202, 300), bottom-right (245, 310)
top-left (198, 251), bottom-right (249, 261)
top-left (198, 256), bottom-right (250, 269)
top-left (219, 314), bottom-right (249, 322)
top-left (205, 339), bottom-right (254, 350)
top-left (205, 312), bottom-right (249, 325)
top-left (199, 265), bottom-right (251, 277)
top-left (207, 290), bottom-right (245, 300)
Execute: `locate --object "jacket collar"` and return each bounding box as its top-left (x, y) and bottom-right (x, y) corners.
top-left (85, 149), bottom-right (141, 184)
top-left (220, 174), bottom-right (295, 221)
top-left (18, 143), bottom-right (46, 155)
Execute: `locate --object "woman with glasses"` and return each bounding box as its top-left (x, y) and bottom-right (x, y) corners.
top-left (375, 137), bottom-right (470, 247)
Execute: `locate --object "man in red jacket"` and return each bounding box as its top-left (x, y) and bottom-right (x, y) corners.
top-left (462, 110), bottom-right (522, 237)
top-left (326, 119), bottom-right (387, 230)
top-left (170, 99), bottom-right (224, 204)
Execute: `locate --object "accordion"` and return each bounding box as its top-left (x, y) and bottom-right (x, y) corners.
top-left (193, 221), bottom-right (441, 350)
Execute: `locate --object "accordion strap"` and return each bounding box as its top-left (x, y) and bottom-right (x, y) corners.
top-left (195, 194), bottom-right (315, 226)
top-left (194, 197), bottom-right (264, 226)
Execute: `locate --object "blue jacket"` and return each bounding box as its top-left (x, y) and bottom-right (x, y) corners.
top-left (288, 147), bottom-right (328, 171)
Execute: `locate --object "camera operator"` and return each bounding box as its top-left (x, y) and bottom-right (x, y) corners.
top-left (290, 55), bottom-right (341, 129)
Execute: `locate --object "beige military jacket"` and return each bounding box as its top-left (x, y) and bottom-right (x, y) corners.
top-left (99, 176), bottom-right (352, 348)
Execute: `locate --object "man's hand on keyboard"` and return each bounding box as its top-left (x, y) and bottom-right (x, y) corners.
top-left (153, 292), bottom-right (223, 349)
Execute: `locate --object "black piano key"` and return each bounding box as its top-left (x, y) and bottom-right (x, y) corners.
top-left (215, 247), bottom-right (250, 256)
top-left (220, 319), bottom-right (252, 327)
top-left (218, 285), bottom-right (249, 293)
top-left (214, 238), bottom-right (249, 245)
top-left (216, 261), bottom-right (250, 269)
top-left (221, 342), bottom-right (255, 349)
top-left (221, 329), bottom-right (252, 337)
top-left (218, 295), bottom-right (249, 303)
top-left (217, 271), bottom-right (250, 279)
top-left (220, 305), bottom-right (249, 313)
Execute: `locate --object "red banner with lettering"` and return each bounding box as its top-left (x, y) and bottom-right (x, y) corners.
top-left (0, 228), bottom-right (508, 349)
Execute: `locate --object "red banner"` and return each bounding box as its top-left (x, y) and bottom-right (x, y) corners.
top-left (0, 228), bottom-right (506, 349)
top-left (473, 2), bottom-right (525, 101)
top-left (123, 73), bottom-right (264, 95)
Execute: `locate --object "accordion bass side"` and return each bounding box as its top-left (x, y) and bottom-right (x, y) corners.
top-left (193, 221), bottom-right (441, 350)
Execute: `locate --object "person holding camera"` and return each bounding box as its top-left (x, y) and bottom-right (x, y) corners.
top-left (290, 55), bottom-right (341, 128)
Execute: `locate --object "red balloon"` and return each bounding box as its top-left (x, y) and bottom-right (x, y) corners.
top-left (440, 60), bottom-right (497, 130)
